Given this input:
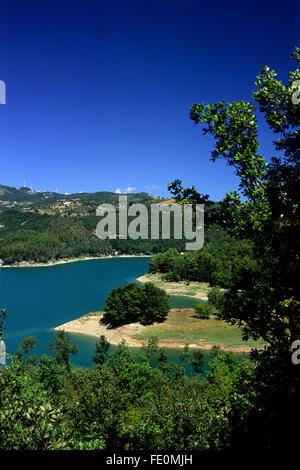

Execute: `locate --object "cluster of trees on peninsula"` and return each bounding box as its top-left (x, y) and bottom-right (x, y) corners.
top-left (103, 282), bottom-right (170, 326)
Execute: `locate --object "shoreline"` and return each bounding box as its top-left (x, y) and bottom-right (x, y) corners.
top-left (136, 273), bottom-right (210, 301)
top-left (0, 254), bottom-right (149, 269)
top-left (5, 257), bottom-right (256, 353)
top-left (54, 310), bottom-right (255, 353)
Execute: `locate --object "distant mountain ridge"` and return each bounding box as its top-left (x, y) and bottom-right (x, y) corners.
top-left (0, 184), bottom-right (61, 204)
top-left (0, 184), bottom-right (163, 212)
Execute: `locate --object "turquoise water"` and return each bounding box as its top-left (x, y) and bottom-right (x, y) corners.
top-left (0, 257), bottom-right (206, 367)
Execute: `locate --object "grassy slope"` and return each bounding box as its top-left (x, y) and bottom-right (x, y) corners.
top-left (137, 273), bottom-right (211, 300)
top-left (136, 274), bottom-right (265, 351)
top-left (133, 308), bottom-right (265, 351)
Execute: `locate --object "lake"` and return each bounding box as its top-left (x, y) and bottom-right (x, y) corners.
top-left (0, 257), bottom-right (207, 367)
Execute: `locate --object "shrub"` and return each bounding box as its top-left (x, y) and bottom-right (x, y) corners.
top-left (207, 287), bottom-right (225, 310)
top-left (193, 303), bottom-right (213, 319)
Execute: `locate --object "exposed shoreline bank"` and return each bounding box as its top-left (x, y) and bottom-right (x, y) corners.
top-left (136, 273), bottom-right (210, 301)
top-left (54, 272), bottom-right (257, 352)
top-left (54, 309), bottom-right (255, 353)
top-left (0, 254), bottom-right (149, 269)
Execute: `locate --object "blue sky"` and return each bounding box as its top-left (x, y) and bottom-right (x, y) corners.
top-left (0, 0), bottom-right (299, 200)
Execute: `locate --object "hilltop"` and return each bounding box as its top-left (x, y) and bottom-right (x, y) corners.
top-left (0, 184), bottom-right (162, 215)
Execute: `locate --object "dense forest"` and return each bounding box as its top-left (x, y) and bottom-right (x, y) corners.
top-left (0, 208), bottom-right (185, 263)
top-left (0, 188), bottom-right (181, 262)
top-left (0, 185), bottom-right (227, 265)
top-left (149, 235), bottom-right (255, 287)
top-left (0, 205), bottom-right (229, 264)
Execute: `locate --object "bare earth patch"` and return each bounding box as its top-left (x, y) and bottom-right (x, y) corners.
top-left (55, 312), bottom-right (146, 347)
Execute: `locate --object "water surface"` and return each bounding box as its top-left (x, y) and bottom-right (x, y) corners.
top-left (0, 257), bottom-right (205, 367)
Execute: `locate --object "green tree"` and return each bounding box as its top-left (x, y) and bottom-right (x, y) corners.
top-left (141, 336), bottom-right (160, 361)
top-left (47, 330), bottom-right (78, 371)
top-left (16, 336), bottom-right (37, 362)
top-left (169, 47), bottom-right (300, 450)
top-left (103, 282), bottom-right (170, 326)
top-left (193, 303), bottom-right (213, 319)
top-left (206, 351), bottom-right (241, 404)
top-left (207, 287), bottom-right (225, 316)
top-left (184, 50), bottom-right (300, 348)
top-left (93, 335), bottom-right (110, 365)
top-left (103, 283), bottom-right (143, 326)
top-left (140, 283), bottom-right (170, 324)
top-left (179, 344), bottom-right (204, 375)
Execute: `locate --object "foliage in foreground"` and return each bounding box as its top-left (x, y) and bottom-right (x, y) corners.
top-left (0, 333), bottom-right (247, 451)
top-left (168, 47), bottom-right (300, 450)
top-left (1, 327), bottom-right (297, 451)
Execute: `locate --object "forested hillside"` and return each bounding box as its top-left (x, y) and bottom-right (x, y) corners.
top-left (0, 190), bottom-right (226, 264)
top-left (0, 208), bottom-right (187, 263)
top-left (149, 235), bottom-right (255, 287)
